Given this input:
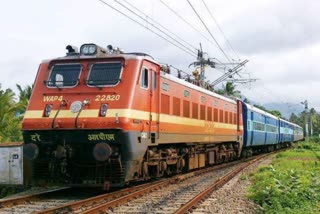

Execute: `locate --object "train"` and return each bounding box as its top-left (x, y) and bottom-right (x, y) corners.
top-left (22, 43), bottom-right (304, 189)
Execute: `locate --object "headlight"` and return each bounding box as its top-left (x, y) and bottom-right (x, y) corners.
top-left (99, 103), bottom-right (108, 117)
top-left (24, 143), bottom-right (39, 160)
top-left (70, 101), bottom-right (82, 113)
top-left (44, 104), bottom-right (52, 117)
top-left (80, 44), bottom-right (97, 56)
top-left (93, 143), bottom-right (112, 162)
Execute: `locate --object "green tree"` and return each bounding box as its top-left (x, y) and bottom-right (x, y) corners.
top-left (0, 85), bottom-right (21, 143)
top-left (253, 104), bottom-right (282, 118)
top-left (309, 108), bottom-right (320, 136)
top-left (215, 82), bottom-right (241, 98)
top-left (253, 104), bottom-right (267, 112)
top-left (243, 97), bottom-right (250, 104)
top-left (269, 110), bottom-right (282, 118)
top-left (16, 84), bottom-right (33, 116)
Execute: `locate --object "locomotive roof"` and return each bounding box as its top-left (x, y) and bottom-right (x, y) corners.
top-left (43, 53), bottom-right (158, 64)
top-left (43, 53), bottom-right (237, 104)
top-left (161, 72), bottom-right (237, 104)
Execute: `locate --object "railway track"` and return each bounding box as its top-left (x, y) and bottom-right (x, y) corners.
top-left (0, 152), bottom-right (274, 214)
top-left (174, 154), bottom-right (267, 214)
top-left (33, 155), bottom-right (262, 214)
top-left (0, 187), bottom-right (97, 214)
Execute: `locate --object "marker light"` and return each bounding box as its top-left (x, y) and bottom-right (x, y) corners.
top-left (80, 44), bottom-right (97, 56)
top-left (44, 104), bottom-right (53, 117)
top-left (99, 103), bottom-right (108, 117)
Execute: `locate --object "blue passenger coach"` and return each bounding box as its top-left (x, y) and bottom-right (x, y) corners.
top-left (292, 123), bottom-right (304, 142)
top-left (279, 118), bottom-right (294, 144)
top-left (241, 101), bottom-right (291, 156)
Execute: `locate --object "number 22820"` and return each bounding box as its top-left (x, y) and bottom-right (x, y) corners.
top-left (95, 94), bottom-right (120, 101)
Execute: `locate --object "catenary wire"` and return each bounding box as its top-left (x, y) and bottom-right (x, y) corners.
top-left (122, 0), bottom-right (198, 52)
top-left (159, 0), bottom-right (220, 51)
top-left (159, 0), bottom-right (240, 72)
top-left (97, 0), bottom-right (197, 58)
top-left (186, 0), bottom-right (233, 63)
top-left (201, 0), bottom-right (241, 61)
top-left (112, 0), bottom-right (197, 55)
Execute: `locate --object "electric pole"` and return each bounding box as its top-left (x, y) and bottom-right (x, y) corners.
top-left (301, 100), bottom-right (309, 138)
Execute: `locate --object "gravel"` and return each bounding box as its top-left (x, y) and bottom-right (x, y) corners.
top-left (193, 157), bottom-right (274, 214)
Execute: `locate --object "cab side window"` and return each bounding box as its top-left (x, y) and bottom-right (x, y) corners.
top-left (140, 67), bottom-right (149, 89)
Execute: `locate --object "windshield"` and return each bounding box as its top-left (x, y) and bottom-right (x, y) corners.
top-left (87, 62), bottom-right (122, 86)
top-left (47, 64), bottom-right (81, 88)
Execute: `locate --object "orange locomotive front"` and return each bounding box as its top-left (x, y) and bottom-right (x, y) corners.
top-left (22, 44), bottom-right (243, 188)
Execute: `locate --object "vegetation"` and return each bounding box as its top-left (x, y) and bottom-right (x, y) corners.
top-left (290, 108), bottom-right (320, 137)
top-left (0, 185), bottom-right (26, 198)
top-left (253, 104), bottom-right (283, 118)
top-left (216, 82), bottom-right (242, 98)
top-left (216, 82), bottom-right (283, 118)
top-left (248, 141), bottom-right (320, 213)
top-left (0, 84), bottom-right (33, 143)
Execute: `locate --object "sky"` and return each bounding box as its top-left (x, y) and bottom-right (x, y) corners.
top-left (1, 0), bottom-right (319, 111)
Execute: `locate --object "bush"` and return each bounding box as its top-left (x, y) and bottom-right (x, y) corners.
top-left (309, 136), bottom-right (320, 143)
top-left (248, 142), bottom-right (320, 213)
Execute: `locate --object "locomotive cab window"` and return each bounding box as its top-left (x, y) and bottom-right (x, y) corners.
top-left (47, 64), bottom-right (81, 88)
top-left (140, 67), bottom-right (149, 89)
top-left (87, 62), bottom-right (122, 86)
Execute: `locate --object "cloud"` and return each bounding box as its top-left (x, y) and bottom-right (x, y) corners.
top-left (1, 0), bottom-right (320, 111)
top-left (226, 0), bottom-right (320, 54)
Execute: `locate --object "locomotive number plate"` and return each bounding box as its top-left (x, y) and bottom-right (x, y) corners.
top-left (95, 94), bottom-right (120, 101)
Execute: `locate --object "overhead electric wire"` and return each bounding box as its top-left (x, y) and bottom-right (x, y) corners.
top-left (159, 0), bottom-right (220, 51)
top-left (122, 0), bottom-right (198, 52)
top-left (201, 0), bottom-right (240, 61)
top-left (186, 0), bottom-right (233, 63)
top-left (112, 0), bottom-right (197, 56)
top-left (210, 59), bottom-right (248, 86)
top-left (159, 0), bottom-right (241, 72)
top-left (97, 0), bottom-right (197, 58)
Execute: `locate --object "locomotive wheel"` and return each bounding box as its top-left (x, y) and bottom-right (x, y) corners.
top-left (165, 166), bottom-right (172, 176)
top-left (159, 160), bottom-right (167, 177)
top-left (177, 158), bottom-right (185, 172)
top-left (143, 162), bottom-right (149, 179)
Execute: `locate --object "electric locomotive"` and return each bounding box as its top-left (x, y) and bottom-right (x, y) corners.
top-left (22, 43), bottom-right (244, 188)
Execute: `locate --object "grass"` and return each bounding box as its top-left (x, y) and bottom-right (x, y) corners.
top-left (0, 185), bottom-right (27, 198)
top-left (248, 141), bottom-right (320, 214)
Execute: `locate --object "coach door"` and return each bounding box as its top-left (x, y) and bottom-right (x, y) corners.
top-left (141, 61), bottom-right (159, 143)
top-left (150, 65), bottom-right (160, 143)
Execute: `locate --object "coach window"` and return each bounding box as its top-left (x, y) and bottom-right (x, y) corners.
top-left (140, 67), bottom-right (149, 89)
